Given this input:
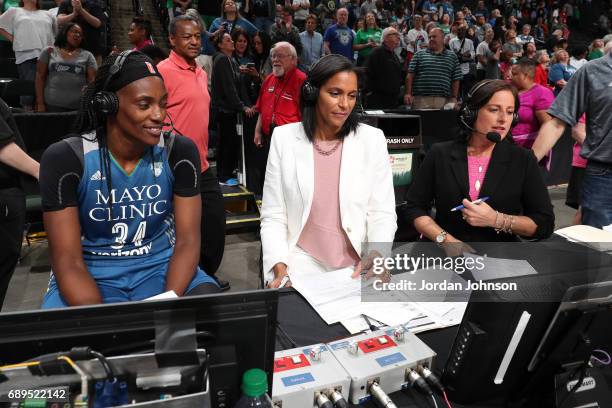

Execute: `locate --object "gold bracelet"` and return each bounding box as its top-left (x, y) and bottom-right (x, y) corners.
top-left (508, 215), bottom-right (516, 235)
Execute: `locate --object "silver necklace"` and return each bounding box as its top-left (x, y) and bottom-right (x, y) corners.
top-left (313, 139), bottom-right (342, 156)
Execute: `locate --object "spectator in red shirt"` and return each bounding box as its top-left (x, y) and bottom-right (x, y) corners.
top-left (534, 49), bottom-right (552, 90)
top-left (157, 15), bottom-right (229, 291)
top-left (249, 41), bottom-right (305, 193)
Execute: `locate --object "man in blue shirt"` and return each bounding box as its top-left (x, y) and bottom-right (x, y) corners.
top-left (323, 8), bottom-right (355, 62)
top-left (300, 14), bottom-right (324, 70)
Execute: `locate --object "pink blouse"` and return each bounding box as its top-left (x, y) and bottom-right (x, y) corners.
top-left (467, 155), bottom-right (491, 201)
top-left (297, 141), bottom-right (360, 269)
top-left (514, 84), bottom-right (555, 148)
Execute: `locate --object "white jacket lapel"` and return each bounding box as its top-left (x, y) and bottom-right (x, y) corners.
top-left (293, 131), bottom-right (314, 228)
top-left (338, 132), bottom-right (356, 223)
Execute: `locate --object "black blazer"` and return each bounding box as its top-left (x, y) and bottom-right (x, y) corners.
top-left (405, 139), bottom-right (555, 242)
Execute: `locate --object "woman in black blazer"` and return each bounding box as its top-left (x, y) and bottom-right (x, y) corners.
top-left (405, 80), bottom-right (554, 243)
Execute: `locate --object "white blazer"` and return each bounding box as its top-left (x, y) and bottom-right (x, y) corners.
top-left (260, 122), bottom-right (397, 281)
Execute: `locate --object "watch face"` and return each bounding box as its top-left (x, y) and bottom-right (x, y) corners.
top-left (436, 234), bottom-right (445, 243)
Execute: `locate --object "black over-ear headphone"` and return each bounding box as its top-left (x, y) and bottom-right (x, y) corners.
top-left (91, 50), bottom-right (136, 117)
top-left (458, 79), bottom-right (520, 131)
top-left (301, 54), bottom-right (360, 104)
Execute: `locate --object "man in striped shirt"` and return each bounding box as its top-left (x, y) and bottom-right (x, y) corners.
top-left (404, 28), bottom-right (462, 110)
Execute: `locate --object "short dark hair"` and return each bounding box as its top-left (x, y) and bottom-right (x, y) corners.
top-left (305, 14), bottom-right (318, 23)
top-left (168, 14), bottom-right (200, 36)
top-left (231, 27), bottom-right (250, 47)
top-left (54, 22), bottom-right (82, 48)
top-left (211, 30), bottom-right (230, 51)
top-left (300, 55), bottom-right (361, 143)
top-left (132, 16), bottom-right (152, 38)
top-left (571, 44), bottom-right (588, 58)
top-left (515, 57), bottom-right (537, 78)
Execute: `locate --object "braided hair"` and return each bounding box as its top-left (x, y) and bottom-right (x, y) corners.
top-left (75, 52), bottom-right (160, 223)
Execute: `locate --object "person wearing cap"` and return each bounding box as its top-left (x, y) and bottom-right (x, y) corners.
top-left (365, 27), bottom-right (403, 109)
top-left (38, 51), bottom-right (221, 308)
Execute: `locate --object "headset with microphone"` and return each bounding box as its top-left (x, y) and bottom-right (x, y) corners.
top-left (91, 50), bottom-right (136, 118)
top-left (458, 80), bottom-right (519, 143)
top-left (91, 51), bottom-right (184, 138)
top-left (162, 111), bottom-right (185, 137)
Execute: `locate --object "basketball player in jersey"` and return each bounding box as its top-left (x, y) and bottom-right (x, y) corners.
top-left (39, 51), bottom-right (219, 308)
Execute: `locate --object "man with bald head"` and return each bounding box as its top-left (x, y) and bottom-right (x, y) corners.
top-left (404, 27), bottom-right (462, 109)
top-left (323, 8), bottom-right (355, 62)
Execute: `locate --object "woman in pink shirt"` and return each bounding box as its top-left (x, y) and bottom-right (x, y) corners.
top-left (260, 55), bottom-right (397, 288)
top-left (510, 58), bottom-right (554, 149)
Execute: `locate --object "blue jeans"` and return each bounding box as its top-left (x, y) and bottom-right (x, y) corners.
top-left (581, 162), bottom-right (612, 229)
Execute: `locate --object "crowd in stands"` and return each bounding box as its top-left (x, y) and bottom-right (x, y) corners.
top-left (0, 0), bottom-right (610, 199)
top-left (0, 0), bottom-right (611, 307)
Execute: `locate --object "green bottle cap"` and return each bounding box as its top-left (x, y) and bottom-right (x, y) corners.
top-left (241, 368), bottom-right (268, 397)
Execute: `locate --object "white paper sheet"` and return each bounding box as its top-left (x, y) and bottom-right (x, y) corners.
top-left (555, 225), bottom-right (612, 242)
top-left (145, 291), bottom-right (178, 301)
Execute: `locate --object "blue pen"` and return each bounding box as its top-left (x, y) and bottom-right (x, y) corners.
top-left (450, 196), bottom-right (490, 212)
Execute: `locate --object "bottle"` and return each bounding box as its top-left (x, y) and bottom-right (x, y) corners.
top-left (234, 368), bottom-right (273, 408)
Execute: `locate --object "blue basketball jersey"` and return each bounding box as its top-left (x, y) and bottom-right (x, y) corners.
top-left (41, 132), bottom-right (216, 308)
top-left (77, 132), bottom-right (176, 269)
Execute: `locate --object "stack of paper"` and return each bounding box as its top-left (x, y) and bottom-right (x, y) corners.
top-left (555, 225), bottom-right (612, 242)
top-left (555, 225), bottom-right (612, 253)
top-left (288, 268), bottom-right (467, 335)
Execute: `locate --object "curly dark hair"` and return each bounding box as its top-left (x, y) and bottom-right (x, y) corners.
top-left (54, 22), bottom-right (83, 49)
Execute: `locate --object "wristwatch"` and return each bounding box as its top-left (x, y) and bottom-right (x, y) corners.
top-left (435, 230), bottom-right (448, 246)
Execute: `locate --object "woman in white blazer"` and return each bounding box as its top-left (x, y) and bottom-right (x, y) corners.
top-left (260, 54), bottom-right (397, 287)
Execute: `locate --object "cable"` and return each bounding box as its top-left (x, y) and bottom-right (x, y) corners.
top-left (58, 356), bottom-right (89, 403)
top-left (329, 389), bottom-right (348, 408)
top-left (442, 391), bottom-right (453, 408)
top-left (369, 382), bottom-right (398, 408)
top-left (90, 350), bottom-right (116, 381)
top-left (590, 349), bottom-right (611, 366)
top-left (0, 361), bottom-right (40, 371)
top-left (417, 366), bottom-right (445, 395)
top-left (315, 392), bottom-right (334, 408)
top-left (362, 314), bottom-right (378, 331)
top-left (431, 394), bottom-right (439, 408)
top-left (407, 369), bottom-right (433, 395)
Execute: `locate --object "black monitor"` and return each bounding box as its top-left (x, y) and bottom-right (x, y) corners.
top-left (440, 240), bottom-right (612, 406)
top-left (0, 290), bottom-right (278, 407)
